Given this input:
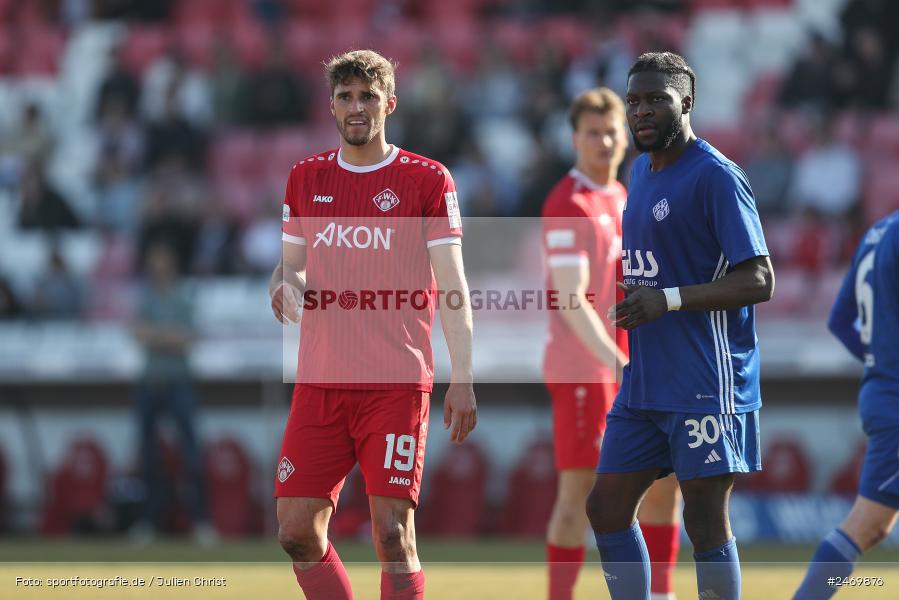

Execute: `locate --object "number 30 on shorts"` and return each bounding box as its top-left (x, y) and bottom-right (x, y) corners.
top-left (384, 433), bottom-right (416, 472)
top-left (684, 416), bottom-right (721, 448)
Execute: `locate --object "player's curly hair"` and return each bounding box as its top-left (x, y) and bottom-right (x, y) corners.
top-left (628, 51), bottom-right (696, 103)
top-left (568, 87), bottom-right (625, 131)
top-left (325, 50), bottom-right (397, 98)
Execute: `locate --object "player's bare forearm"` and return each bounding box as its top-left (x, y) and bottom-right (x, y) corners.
top-left (270, 242), bottom-right (307, 324)
top-left (610, 255), bottom-right (774, 330)
top-left (429, 243), bottom-right (477, 443)
top-left (552, 264), bottom-right (628, 373)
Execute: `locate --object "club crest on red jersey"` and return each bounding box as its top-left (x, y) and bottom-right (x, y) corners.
top-left (277, 457), bottom-right (295, 483)
top-left (373, 188), bottom-right (400, 212)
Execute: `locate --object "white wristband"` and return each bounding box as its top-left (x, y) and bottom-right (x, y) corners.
top-left (662, 287), bottom-right (682, 311)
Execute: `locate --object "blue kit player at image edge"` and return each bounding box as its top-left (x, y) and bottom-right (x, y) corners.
top-left (792, 212), bottom-right (899, 600)
top-left (828, 210), bottom-right (899, 507)
top-left (598, 138), bottom-right (769, 482)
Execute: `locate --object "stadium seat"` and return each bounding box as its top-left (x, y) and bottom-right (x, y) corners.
top-left (862, 162), bottom-right (899, 224)
top-left (491, 21), bottom-right (538, 67)
top-left (40, 438), bottom-right (109, 535)
top-left (739, 438), bottom-right (811, 493)
top-left (541, 17), bottom-right (590, 62)
top-left (176, 23), bottom-right (217, 70)
top-left (418, 442), bottom-right (489, 537)
top-left (699, 126), bottom-right (751, 165)
top-left (499, 438), bottom-right (557, 537)
top-left (204, 438), bottom-right (253, 537)
top-left (865, 114), bottom-right (899, 159)
top-left (828, 440), bottom-right (866, 497)
top-left (230, 21), bottom-right (268, 70)
top-left (14, 26), bottom-right (65, 75)
top-left (211, 130), bottom-right (262, 181)
top-left (120, 26), bottom-right (172, 75)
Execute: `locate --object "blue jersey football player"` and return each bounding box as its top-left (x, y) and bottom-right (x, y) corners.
top-left (793, 211), bottom-right (899, 599)
top-left (585, 52), bottom-right (775, 600)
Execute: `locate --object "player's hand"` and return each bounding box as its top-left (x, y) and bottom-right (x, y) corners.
top-left (270, 281), bottom-right (303, 324)
top-left (607, 282), bottom-right (668, 330)
top-left (443, 382), bottom-right (477, 444)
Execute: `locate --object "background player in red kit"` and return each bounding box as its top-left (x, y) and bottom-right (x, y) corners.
top-left (541, 88), bottom-right (681, 600)
top-left (269, 50), bottom-right (476, 600)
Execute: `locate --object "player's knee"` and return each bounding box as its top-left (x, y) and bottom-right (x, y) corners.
top-left (373, 519), bottom-right (415, 559)
top-left (277, 522), bottom-right (325, 562)
top-left (586, 486), bottom-right (627, 533)
top-left (859, 522), bottom-right (893, 550)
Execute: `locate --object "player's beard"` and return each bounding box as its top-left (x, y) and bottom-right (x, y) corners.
top-left (338, 115), bottom-right (384, 146)
top-left (632, 116), bottom-right (682, 153)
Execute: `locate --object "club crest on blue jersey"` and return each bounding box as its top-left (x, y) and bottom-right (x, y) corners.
top-left (652, 198), bottom-right (670, 222)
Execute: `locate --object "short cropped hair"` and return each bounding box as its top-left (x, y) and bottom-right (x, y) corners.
top-left (324, 50), bottom-right (397, 98)
top-left (568, 87), bottom-right (625, 131)
top-left (628, 51), bottom-right (696, 103)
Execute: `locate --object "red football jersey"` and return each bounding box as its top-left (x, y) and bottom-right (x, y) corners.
top-left (542, 168), bottom-right (627, 384)
top-left (281, 145), bottom-right (463, 391)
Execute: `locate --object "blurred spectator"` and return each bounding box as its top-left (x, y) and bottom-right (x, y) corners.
top-left (0, 277), bottom-right (23, 319)
top-left (0, 102), bottom-right (55, 189)
top-left (239, 202), bottom-right (282, 273)
top-left (32, 249), bottom-right (84, 319)
top-left (448, 139), bottom-right (501, 217)
top-left (788, 116), bottom-right (861, 221)
top-left (138, 155), bottom-right (205, 273)
top-left (95, 45), bottom-right (141, 121)
top-left (832, 26), bottom-right (892, 109)
top-left (130, 242), bottom-right (214, 543)
top-left (193, 213), bottom-right (241, 275)
top-left (141, 49), bottom-right (212, 128)
top-left (564, 22), bottom-right (634, 101)
top-left (778, 32), bottom-right (838, 112)
top-left (208, 38), bottom-right (244, 126)
top-left (461, 42), bottom-right (525, 120)
top-left (144, 85), bottom-right (208, 171)
top-left (17, 162), bottom-right (80, 231)
top-left (744, 126), bottom-right (794, 216)
top-left (238, 38), bottom-right (309, 127)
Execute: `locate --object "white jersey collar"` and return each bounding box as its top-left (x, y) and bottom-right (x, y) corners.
top-left (337, 145), bottom-right (400, 173)
top-left (569, 168), bottom-right (610, 192)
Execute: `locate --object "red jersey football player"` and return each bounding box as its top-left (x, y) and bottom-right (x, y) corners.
top-left (541, 88), bottom-right (681, 600)
top-left (269, 50), bottom-right (476, 600)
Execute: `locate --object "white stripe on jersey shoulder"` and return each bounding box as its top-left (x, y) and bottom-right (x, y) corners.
top-left (282, 233), bottom-right (306, 245)
top-left (569, 168), bottom-right (610, 192)
top-left (547, 254), bottom-right (588, 267)
top-left (426, 236), bottom-right (462, 248)
top-left (337, 145), bottom-right (400, 173)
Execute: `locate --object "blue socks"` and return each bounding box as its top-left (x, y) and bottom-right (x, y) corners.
top-left (595, 521), bottom-right (651, 600)
top-left (793, 529), bottom-right (861, 600)
top-left (695, 537), bottom-right (741, 599)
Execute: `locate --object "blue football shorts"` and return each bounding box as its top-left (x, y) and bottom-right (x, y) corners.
top-left (597, 399), bottom-right (762, 481)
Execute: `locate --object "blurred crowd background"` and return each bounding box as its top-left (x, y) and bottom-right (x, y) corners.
top-left (0, 0), bottom-right (897, 543)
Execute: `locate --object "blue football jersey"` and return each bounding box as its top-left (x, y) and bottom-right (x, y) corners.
top-left (829, 211), bottom-right (899, 420)
top-left (619, 139), bottom-right (769, 414)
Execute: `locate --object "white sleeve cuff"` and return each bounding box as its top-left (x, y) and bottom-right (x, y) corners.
top-left (282, 233), bottom-right (306, 245)
top-left (426, 236), bottom-right (462, 248)
top-left (547, 254), bottom-right (588, 267)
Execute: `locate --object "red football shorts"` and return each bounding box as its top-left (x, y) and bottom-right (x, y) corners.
top-left (275, 384), bottom-right (430, 508)
top-left (547, 382), bottom-right (617, 470)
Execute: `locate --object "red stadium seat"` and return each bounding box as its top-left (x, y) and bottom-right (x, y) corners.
top-left (739, 437), bottom-right (811, 493)
top-left (865, 114), bottom-right (899, 160)
top-left (828, 440), bottom-right (866, 497)
top-left (121, 26), bottom-right (172, 75)
top-left (862, 162), bottom-right (899, 224)
top-left (418, 443), bottom-right (489, 537)
top-left (205, 438), bottom-right (253, 537)
top-left (230, 21), bottom-right (268, 70)
top-left (176, 23), bottom-right (217, 70)
top-left (492, 21), bottom-right (539, 67)
top-left (211, 130), bottom-right (262, 181)
top-left (431, 18), bottom-right (481, 73)
top-left (14, 26), bottom-right (65, 75)
top-left (40, 438), bottom-right (109, 535)
top-left (700, 127), bottom-right (751, 166)
top-left (500, 438), bottom-right (557, 537)
top-left (541, 17), bottom-right (591, 62)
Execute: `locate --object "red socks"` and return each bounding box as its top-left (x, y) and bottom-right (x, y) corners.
top-left (547, 544), bottom-right (586, 600)
top-left (292, 542), bottom-right (354, 600)
top-left (381, 570), bottom-right (425, 600)
top-left (641, 523), bottom-right (680, 597)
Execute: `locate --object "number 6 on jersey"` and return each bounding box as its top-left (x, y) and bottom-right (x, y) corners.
top-left (384, 433), bottom-right (416, 471)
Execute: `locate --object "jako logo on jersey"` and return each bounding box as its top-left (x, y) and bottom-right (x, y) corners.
top-left (621, 249), bottom-right (659, 277)
top-left (653, 198), bottom-right (670, 221)
top-left (313, 222), bottom-right (393, 250)
top-left (313, 194), bottom-right (334, 203)
top-left (389, 476), bottom-right (411, 486)
top-left (373, 188), bottom-right (400, 212)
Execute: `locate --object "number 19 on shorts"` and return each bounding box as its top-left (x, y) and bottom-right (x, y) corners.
top-left (384, 433), bottom-right (416, 471)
